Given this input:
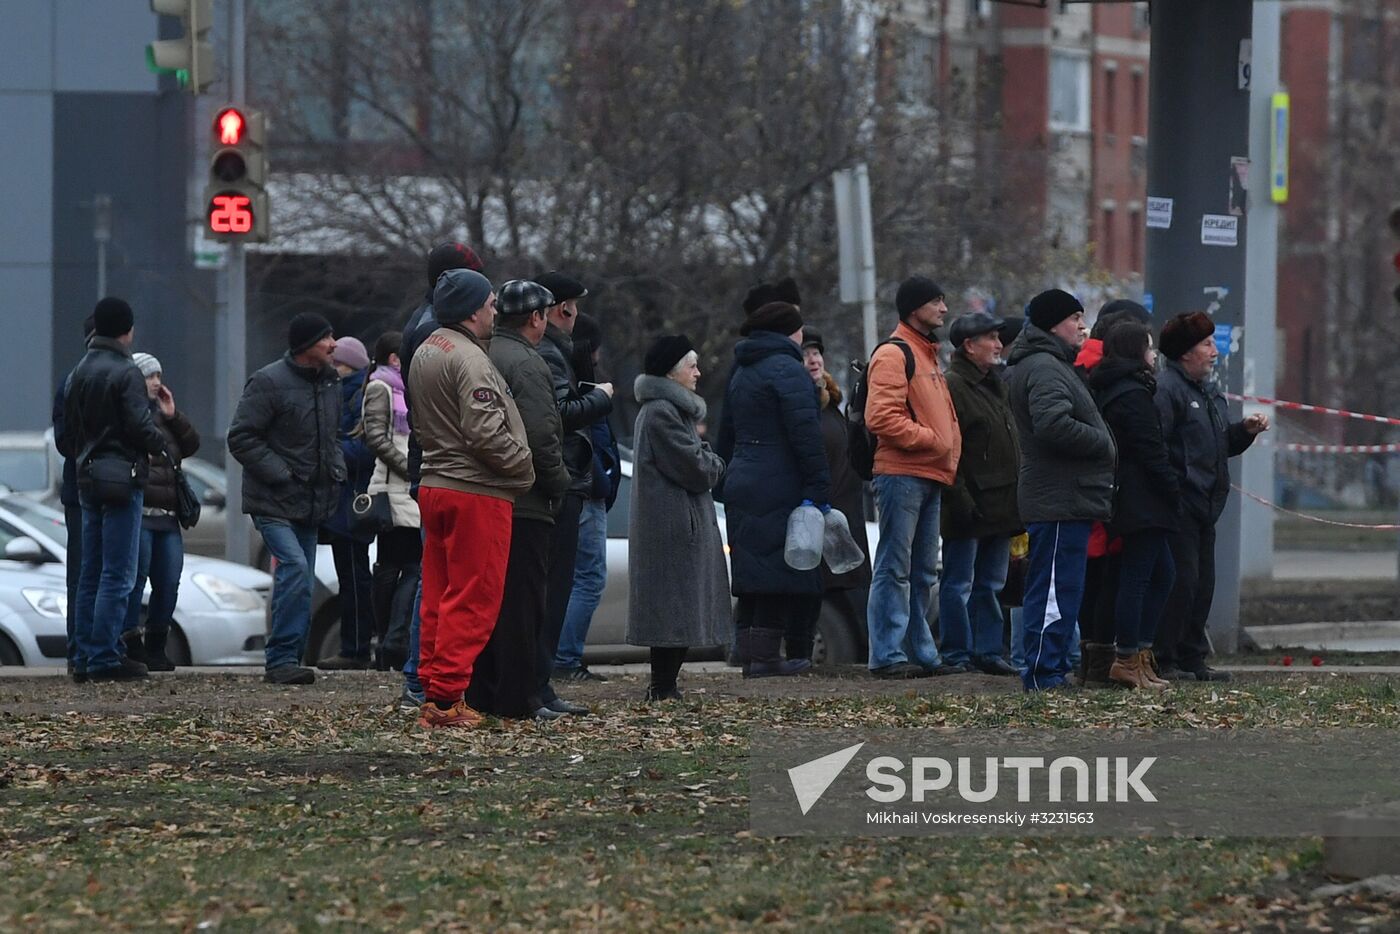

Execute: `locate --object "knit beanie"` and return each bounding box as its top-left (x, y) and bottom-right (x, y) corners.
top-left (1159, 311), bottom-right (1216, 360)
top-left (131, 352), bottom-right (162, 378)
top-left (426, 242), bottom-right (483, 290)
top-left (1026, 289), bottom-right (1084, 332)
top-left (800, 327), bottom-right (824, 353)
top-left (331, 336), bottom-right (370, 370)
top-left (288, 312), bottom-right (334, 354)
top-left (895, 276), bottom-right (945, 320)
top-left (740, 301), bottom-right (803, 337)
top-left (742, 277), bottom-right (802, 315)
top-left (432, 269), bottom-right (494, 324)
top-left (644, 334), bottom-right (695, 377)
top-left (93, 297), bottom-right (134, 338)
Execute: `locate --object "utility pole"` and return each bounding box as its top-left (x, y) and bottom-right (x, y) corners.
top-left (1143, 0), bottom-right (1254, 653)
top-left (222, 0), bottom-right (252, 567)
top-left (834, 164), bottom-right (880, 359)
top-left (1240, 1), bottom-right (1282, 579)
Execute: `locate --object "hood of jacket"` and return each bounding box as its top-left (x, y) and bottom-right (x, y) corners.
top-left (1007, 321), bottom-right (1076, 368)
top-left (734, 330), bottom-right (802, 368)
top-left (634, 373), bottom-right (707, 423)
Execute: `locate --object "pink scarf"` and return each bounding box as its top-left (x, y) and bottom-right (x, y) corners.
top-left (370, 365), bottom-right (410, 436)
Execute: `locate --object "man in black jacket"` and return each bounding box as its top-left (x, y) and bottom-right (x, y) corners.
top-left (60, 298), bottom-right (168, 682)
top-left (1153, 312), bottom-right (1269, 682)
top-left (532, 271), bottom-right (612, 715)
top-left (52, 315), bottom-right (96, 680)
top-left (228, 312), bottom-right (347, 685)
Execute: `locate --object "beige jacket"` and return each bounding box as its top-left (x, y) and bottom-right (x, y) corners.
top-left (406, 324), bottom-right (534, 501)
top-left (362, 377), bottom-right (420, 528)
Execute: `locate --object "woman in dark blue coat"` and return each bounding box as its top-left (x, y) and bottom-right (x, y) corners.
top-left (716, 300), bottom-right (831, 677)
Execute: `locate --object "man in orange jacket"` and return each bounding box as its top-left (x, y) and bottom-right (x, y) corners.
top-left (865, 276), bottom-right (964, 678)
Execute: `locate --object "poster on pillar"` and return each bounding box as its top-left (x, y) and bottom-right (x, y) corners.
top-left (1201, 215), bottom-right (1239, 247)
top-left (1229, 157), bottom-right (1250, 216)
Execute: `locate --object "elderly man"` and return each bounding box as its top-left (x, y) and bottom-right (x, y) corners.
top-left (1152, 312), bottom-right (1268, 682)
top-left (1005, 289), bottom-right (1117, 692)
top-left (938, 310), bottom-right (1021, 676)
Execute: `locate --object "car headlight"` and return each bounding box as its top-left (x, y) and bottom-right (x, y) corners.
top-left (22, 588), bottom-right (67, 619)
top-left (192, 573), bottom-right (265, 612)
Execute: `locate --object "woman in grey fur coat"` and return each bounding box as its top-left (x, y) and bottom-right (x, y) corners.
top-left (627, 335), bottom-right (731, 700)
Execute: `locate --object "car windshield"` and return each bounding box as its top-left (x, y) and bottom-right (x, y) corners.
top-left (0, 450), bottom-right (48, 493)
top-left (0, 496), bottom-right (68, 547)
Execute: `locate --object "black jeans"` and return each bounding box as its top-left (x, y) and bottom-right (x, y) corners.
top-left (373, 526), bottom-right (422, 669)
top-left (1154, 513), bottom-right (1216, 669)
top-left (736, 594), bottom-right (819, 633)
top-left (330, 534), bottom-right (374, 660)
top-left (466, 517), bottom-right (552, 719)
top-left (1113, 531), bottom-right (1176, 654)
top-left (64, 502), bottom-right (84, 668)
top-left (537, 493), bottom-right (584, 704)
top-left (782, 595), bottom-right (824, 660)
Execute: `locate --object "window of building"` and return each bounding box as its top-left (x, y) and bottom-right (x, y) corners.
top-left (1131, 69), bottom-right (1145, 137)
top-left (1101, 207), bottom-right (1115, 270)
top-left (896, 32), bottom-right (939, 106)
top-left (1104, 65), bottom-right (1117, 137)
top-left (1049, 50), bottom-right (1090, 132)
top-left (1129, 210), bottom-right (1141, 272)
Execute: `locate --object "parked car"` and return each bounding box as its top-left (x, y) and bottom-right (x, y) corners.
top-left (0, 495), bottom-right (270, 668)
top-left (300, 461), bottom-right (920, 666)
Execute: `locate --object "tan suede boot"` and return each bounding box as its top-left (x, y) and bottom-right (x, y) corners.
top-left (1138, 650), bottom-right (1170, 687)
top-left (1109, 652), bottom-right (1166, 691)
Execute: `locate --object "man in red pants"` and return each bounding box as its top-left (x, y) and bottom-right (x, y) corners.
top-left (407, 268), bottom-right (535, 729)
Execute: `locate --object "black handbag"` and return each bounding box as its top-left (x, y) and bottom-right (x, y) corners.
top-left (169, 455), bottom-right (202, 530)
top-left (80, 457), bottom-right (139, 506)
top-left (350, 491), bottom-right (392, 538)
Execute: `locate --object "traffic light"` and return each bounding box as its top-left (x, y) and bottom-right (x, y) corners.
top-left (146, 0), bottom-right (214, 94)
top-left (204, 106), bottom-right (269, 242)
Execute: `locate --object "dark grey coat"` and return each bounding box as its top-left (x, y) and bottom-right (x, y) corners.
top-left (488, 327), bottom-right (572, 524)
top-left (1155, 360), bottom-right (1256, 524)
top-left (626, 375), bottom-right (731, 649)
top-left (228, 353), bottom-right (346, 526)
top-left (1005, 322), bottom-right (1117, 524)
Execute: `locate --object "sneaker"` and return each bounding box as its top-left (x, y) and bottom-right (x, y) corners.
top-left (317, 655), bottom-right (370, 671)
top-left (554, 665), bottom-right (609, 683)
top-left (264, 665), bottom-right (315, 685)
top-left (88, 658), bottom-right (149, 682)
top-left (417, 699), bottom-right (484, 730)
top-left (398, 685), bottom-right (426, 712)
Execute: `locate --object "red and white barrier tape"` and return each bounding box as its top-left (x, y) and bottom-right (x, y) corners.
top-left (1261, 440), bottom-right (1400, 454)
top-left (1233, 485), bottom-right (1400, 530)
top-left (1225, 393), bottom-right (1400, 428)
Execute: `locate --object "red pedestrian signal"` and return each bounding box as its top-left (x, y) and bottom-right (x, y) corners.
top-left (204, 104), bottom-right (267, 242)
top-left (216, 107), bottom-right (245, 146)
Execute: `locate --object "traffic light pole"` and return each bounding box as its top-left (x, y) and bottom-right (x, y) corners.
top-left (1143, 0), bottom-right (1253, 653)
top-left (222, 0), bottom-right (252, 567)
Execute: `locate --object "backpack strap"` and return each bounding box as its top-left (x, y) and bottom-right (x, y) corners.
top-left (870, 338), bottom-right (917, 420)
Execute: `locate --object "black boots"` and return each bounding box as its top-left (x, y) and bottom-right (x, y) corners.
top-left (144, 629), bottom-right (176, 672)
top-left (122, 629), bottom-right (148, 667)
top-left (1079, 641), bottom-right (1115, 688)
top-left (741, 628), bottom-right (811, 679)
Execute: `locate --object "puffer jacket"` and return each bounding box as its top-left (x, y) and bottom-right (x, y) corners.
top-left (408, 322), bottom-right (534, 502)
top-left (865, 321), bottom-right (961, 484)
top-left (715, 330), bottom-right (831, 595)
top-left (488, 326), bottom-right (572, 522)
top-left (1005, 322), bottom-right (1117, 524)
top-left (141, 407), bottom-right (201, 512)
top-left (228, 353), bottom-right (346, 525)
top-left (1156, 360), bottom-right (1256, 524)
top-left (1090, 358), bottom-right (1181, 535)
top-left (59, 337), bottom-right (168, 484)
top-left (362, 373), bottom-right (419, 529)
top-left (538, 324), bottom-right (612, 497)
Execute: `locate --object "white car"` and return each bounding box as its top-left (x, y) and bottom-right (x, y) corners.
top-left (0, 495), bottom-right (271, 668)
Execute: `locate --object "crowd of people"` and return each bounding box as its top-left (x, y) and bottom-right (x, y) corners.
top-left (50, 240), bottom-right (1268, 717)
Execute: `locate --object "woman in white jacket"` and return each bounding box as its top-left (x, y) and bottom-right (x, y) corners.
top-left (363, 331), bottom-right (421, 670)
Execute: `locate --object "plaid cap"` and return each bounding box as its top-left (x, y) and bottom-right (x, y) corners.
top-left (496, 279), bottom-right (555, 317)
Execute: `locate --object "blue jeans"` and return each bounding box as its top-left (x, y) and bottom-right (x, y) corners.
top-left (1114, 531), bottom-right (1176, 653)
top-left (1021, 520), bottom-right (1091, 691)
top-left (75, 488), bottom-right (144, 673)
top-left (867, 474), bottom-right (943, 671)
top-left (937, 536), bottom-right (1011, 666)
top-left (555, 498), bottom-right (608, 670)
top-left (124, 527), bottom-right (184, 636)
top-left (254, 517), bottom-right (318, 670)
top-left (403, 527), bottom-right (425, 694)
